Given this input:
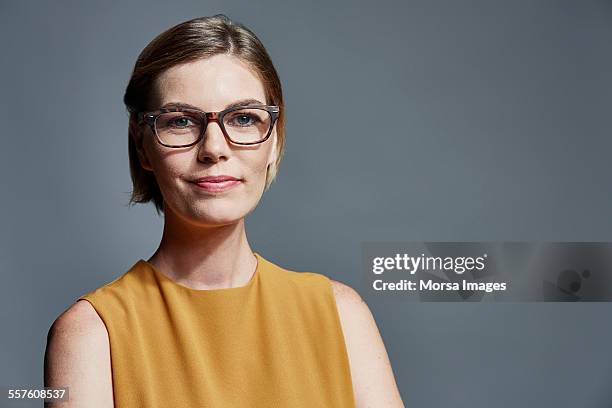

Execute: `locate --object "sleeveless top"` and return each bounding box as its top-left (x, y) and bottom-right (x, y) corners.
top-left (76, 252), bottom-right (356, 407)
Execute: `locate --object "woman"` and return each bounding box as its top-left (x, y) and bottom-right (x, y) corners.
top-left (44, 14), bottom-right (404, 407)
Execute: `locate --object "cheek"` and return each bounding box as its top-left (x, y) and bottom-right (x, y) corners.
top-left (146, 147), bottom-right (188, 188)
top-left (244, 153), bottom-right (271, 183)
top-left (152, 158), bottom-right (183, 181)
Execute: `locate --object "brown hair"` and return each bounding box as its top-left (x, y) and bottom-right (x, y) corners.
top-left (123, 14), bottom-right (285, 215)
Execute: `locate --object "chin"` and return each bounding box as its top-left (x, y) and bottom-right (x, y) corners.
top-left (187, 205), bottom-right (250, 226)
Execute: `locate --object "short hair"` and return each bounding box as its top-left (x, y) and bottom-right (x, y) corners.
top-left (123, 14), bottom-right (285, 215)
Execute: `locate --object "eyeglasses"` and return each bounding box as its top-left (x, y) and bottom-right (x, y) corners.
top-left (137, 104), bottom-right (280, 148)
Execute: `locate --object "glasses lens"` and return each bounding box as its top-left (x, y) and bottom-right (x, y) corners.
top-left (223, 108), bottom-right (272, 144)
top-left (155, 112), bottom-right (202, 146)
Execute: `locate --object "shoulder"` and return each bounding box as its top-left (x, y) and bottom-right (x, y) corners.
top-left (48, 300), bottom-right (107, 338)
top-left (327, 279), bottom-right (405, 406)
top-left (45, 301), bottom-right (113, 406)
top-left (260, 256), bottom-right (331, 290)
top-left (329, 279), bottom-right (365, 307)
top-left (327, 279), bottom-right (374, 339)
top-left (76, 260), bottom-right (147, 308)
top-left (328, 279), bottom-right (374, 331)
top-left (46, 300), bottom-right (110, 363)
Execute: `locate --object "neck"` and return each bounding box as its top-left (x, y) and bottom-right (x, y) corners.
top-left (147, 205), bottom-right (257, 290)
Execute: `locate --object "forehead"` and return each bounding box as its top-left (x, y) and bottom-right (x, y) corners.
top-left (151, 54), bottom-right (267, 110)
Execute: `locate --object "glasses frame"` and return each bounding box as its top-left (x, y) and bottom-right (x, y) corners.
top-left (137, 104), bottom-right (280, 148)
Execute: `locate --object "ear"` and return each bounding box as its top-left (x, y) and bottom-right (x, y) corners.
top-left (130, 119), bottom-right (153, 172)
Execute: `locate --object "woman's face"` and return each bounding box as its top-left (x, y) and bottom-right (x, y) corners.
top-left (134, 54), bottom-right (277, 226)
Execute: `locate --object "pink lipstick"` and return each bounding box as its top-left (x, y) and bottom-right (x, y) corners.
top-left (191, 175), bottom-right (242, 193)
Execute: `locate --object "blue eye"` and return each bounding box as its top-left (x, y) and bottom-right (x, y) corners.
top-left (232, 114), bottom-right (256, 127)
top-left (169, 116), bottom-right (196, 128)
top-left (226, 110), bottom-right (266, 128)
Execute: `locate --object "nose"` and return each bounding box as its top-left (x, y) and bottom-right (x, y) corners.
top-left (197, 115), bottom-right (231, 163)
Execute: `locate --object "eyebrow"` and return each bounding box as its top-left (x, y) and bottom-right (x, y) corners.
top-left (159, 98), bottom-right (265, 111)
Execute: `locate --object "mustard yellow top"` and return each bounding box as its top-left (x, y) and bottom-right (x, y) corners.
top-left (77, 252), bottom-right (356, 407)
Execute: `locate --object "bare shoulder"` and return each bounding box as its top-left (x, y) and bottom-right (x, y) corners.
top-left (44, 300), bottom-right (113, 407)
top-left (46, 300), bottom-right (110, 355)
top-left (329, 279), bottom-right (405, 407)
top-left (328, 279), bottom-right (376, 333)
top-left (330, 279), bottom-right (364, 305)
top-left (49, 300), bottom-right (106, 336)
top-left (329, 280), bottom-right (377, 325)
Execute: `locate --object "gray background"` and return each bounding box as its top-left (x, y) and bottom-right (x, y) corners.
top-left (1, 0), bottom-right (611, 406)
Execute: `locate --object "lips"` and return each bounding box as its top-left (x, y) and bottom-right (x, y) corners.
top-left (193, 175), bottom-right (240, 183)
top-left (190, 175), bottom-right (242, 193)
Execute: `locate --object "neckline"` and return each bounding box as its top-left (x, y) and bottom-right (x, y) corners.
top-left (139, 252), bottom-right (262, 294)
